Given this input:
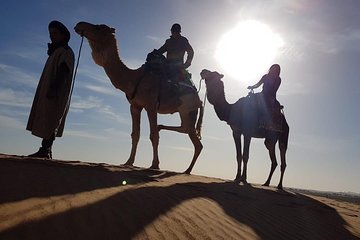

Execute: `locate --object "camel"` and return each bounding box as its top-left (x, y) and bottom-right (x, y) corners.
top-left (74, 22), bottom-right (203, 173)
top-left (200, 69), bottom-right (289, 189)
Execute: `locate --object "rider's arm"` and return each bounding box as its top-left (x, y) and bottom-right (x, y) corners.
top-left (156, 42), bottom-right (167, 56)
top-left (184, 42), bottom-right (194, 69)
top-left (248, 75), bottom-right (265, 90)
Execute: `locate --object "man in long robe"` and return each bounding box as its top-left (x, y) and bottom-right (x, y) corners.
top-left (27, 20), bottom-right (75, 159)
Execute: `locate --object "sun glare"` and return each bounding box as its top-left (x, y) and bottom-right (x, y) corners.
top-left (215, 20), bottom-right (284, 83)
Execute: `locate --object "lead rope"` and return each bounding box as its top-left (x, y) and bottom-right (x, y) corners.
top-left (194, 78), bottom-right (207, 139)
top-left (56, 36), bottom-right (84, 134)
top-left (197, 77), bottom-right (208, 110)
top-left (67, 35), bottom-right (84, 108)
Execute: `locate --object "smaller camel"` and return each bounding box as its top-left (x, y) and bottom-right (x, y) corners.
top-left (200, 69), bottom-right (289, 189)
top-left (74, 22), bottom-right (203, 173)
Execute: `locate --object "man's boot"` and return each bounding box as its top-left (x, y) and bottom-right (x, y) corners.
top-left (28, 147), bottom-right (52, 159)
top-left (28, 136), bottom-right (54, 159)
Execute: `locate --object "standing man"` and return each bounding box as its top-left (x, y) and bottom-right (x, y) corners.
top-left (27, 20), bottom-right (75, 159)
top-left (156, 23), bottom-right (194, 83)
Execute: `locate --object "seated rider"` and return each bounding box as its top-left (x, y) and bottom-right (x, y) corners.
top-left (155, 23), bottom-right (194, 85)
top-left (247, 64), bottom-right (282, 130)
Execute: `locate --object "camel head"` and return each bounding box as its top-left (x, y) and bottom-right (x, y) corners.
top-left (74, 22), bottom-right (117, 66)
top-left (200, 69), bottom-right (224, 82)
top-left (200, 69), bottom-right (228, 108)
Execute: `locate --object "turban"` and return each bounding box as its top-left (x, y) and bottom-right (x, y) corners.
top-left (48, 20), bottom-right (70, 43)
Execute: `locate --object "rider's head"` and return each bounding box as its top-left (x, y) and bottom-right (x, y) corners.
top-left (171, 23), bottom-right (181, 34)
top-left (269, 64), bottom-right (281, 76)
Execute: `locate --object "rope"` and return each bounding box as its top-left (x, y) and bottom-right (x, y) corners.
top-left (197, 78), bottom-right (207, 108)
top-left (67, 36), bottom-right (84, 107)
top-left (56, 36), bottom-right (84, 133)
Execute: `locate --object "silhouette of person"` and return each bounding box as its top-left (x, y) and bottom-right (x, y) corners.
top-left (247, 64), bottom-right (282, 130)
top-left (156, 23), bottom-right (194, 83)
top-left (26, 20), bottom-right (75, 159)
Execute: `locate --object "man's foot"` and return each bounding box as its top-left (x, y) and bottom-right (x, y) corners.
top-left (28, 147), bottom-right (52, 159)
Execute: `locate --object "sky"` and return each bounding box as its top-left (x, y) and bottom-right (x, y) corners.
top-left (1, 0), bottom-right (359, 193)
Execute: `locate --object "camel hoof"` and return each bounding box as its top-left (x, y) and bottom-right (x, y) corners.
top-left (277, 184), bottom-right (283, 190)
top-left (262, 182), bottom-right (270, 187)
top-left (234, 178), bottom-right (241, 184)
top-left (234, 176), bottom-right (247, 184)
top-left (123, 161), bottom-right (134, 166)
top-left (149, 164), bottom-right (159, 170)
top-left (183, 169), bottom-right (191, 174)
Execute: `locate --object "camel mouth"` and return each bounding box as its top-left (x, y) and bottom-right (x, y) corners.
top-left (74, 23), bottom-right (85, 36)
top-left (74, 22), bottom-right (93, 36)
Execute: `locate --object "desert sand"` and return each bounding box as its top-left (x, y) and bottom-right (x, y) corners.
top-left (0, 153), bottom-right (359, 240)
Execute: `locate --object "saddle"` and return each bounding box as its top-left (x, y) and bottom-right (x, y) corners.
top-left (247, 92), bottom-right (284, 132)
top-left (145, 50), bottom-right (197, 94)
top-left (145, 50), bottom-right (198, 108)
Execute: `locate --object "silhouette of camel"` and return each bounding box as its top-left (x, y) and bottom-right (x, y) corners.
top-left (74, 22), bottom-right (203, 173)
top-left (1, 157), bottom-right (358, 239)
top-left (200, 69), bottom-right (290, 189)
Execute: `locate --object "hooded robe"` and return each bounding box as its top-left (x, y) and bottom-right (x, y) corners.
top-left (26, 45), bottom-right (74, 139)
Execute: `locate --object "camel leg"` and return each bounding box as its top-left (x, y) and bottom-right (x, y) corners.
top-left (124, 105), bottom-right (142, 166)
top-left (277, 124), bottom-right (289, 189)
top-left (158, 110), bottom-right (202, 173)
top-left (158, 110), bottom-right (197, 134)
top-left (241, 136), bottom-right (251, 184)
top-left (232, 130), bottom-right (242, 182)
top-left (146, 108), bottom-right (160, 169)
top-left (184, 130), bottom-right (203, 174)
top-left (277, 143), bottom-right (287, 190)
top-left (263, 137), bottom-right (278, 187)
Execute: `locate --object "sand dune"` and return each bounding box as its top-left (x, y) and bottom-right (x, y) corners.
top-left (0, 153), bottom-right (359, 240)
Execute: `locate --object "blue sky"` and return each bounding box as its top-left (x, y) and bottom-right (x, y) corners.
top-left (1, 0), bottom-right (359, 193)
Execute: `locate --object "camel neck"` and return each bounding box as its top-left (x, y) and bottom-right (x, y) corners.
top-left (206, 81), bottom-right (231, 122)
top-left (101, 48), bottom-right (138, 94)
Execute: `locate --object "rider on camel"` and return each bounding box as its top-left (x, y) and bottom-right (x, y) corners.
top-left (156, 23), bottom-right (194, 86)
top-left (247, 64), bottom-right (282, 131)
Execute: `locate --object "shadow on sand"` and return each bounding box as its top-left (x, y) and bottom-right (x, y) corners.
top-left (0, 155), bottom-right (358, 240)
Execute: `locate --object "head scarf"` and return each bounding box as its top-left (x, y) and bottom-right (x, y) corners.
top-left (47, 21), bottom-right (70, 55)
top-left (48, 20), bottom-right (70, 43)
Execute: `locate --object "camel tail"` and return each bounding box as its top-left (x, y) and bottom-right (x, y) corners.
top-left (195, 104), bottom-right (204, 140)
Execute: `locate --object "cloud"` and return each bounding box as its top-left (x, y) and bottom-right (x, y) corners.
top-left (146, 35), bottom-right (163, 44)
top-left (70, 95), bottom-right (129, 124)
top-left (103, 128), bottom-right (129, 137)
top-left (163, 145), bottom-right (193, 152)
top-left (97, 105), bottom-right (129, 124)
top-left (64, 130), bottom-right (107, 141)
top-left (78, 66), bottom-right (108, 84)
top-left (70, 96), bottom-right (103, 110)
top-left (85, 84), bottom-right (119, 96)
top-left (0, 114), bottom-right (24, 129)
top-left (0, 63), bottom-right (38, 87)
top-left (0, 88), bottom-right (33, 108)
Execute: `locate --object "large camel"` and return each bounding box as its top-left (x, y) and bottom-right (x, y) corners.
top-left (200, 69), bottom-right (289, 189)
top-left (74, 22), bottom-right (203, 173)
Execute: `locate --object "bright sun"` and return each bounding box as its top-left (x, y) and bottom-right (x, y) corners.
top-left (215, 20), bottom-right (284, 83)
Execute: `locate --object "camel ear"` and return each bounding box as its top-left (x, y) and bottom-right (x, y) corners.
top-left (110, 28), bottom-right (115, 33)
top-left (220, 74), bottom-right (224, 79)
